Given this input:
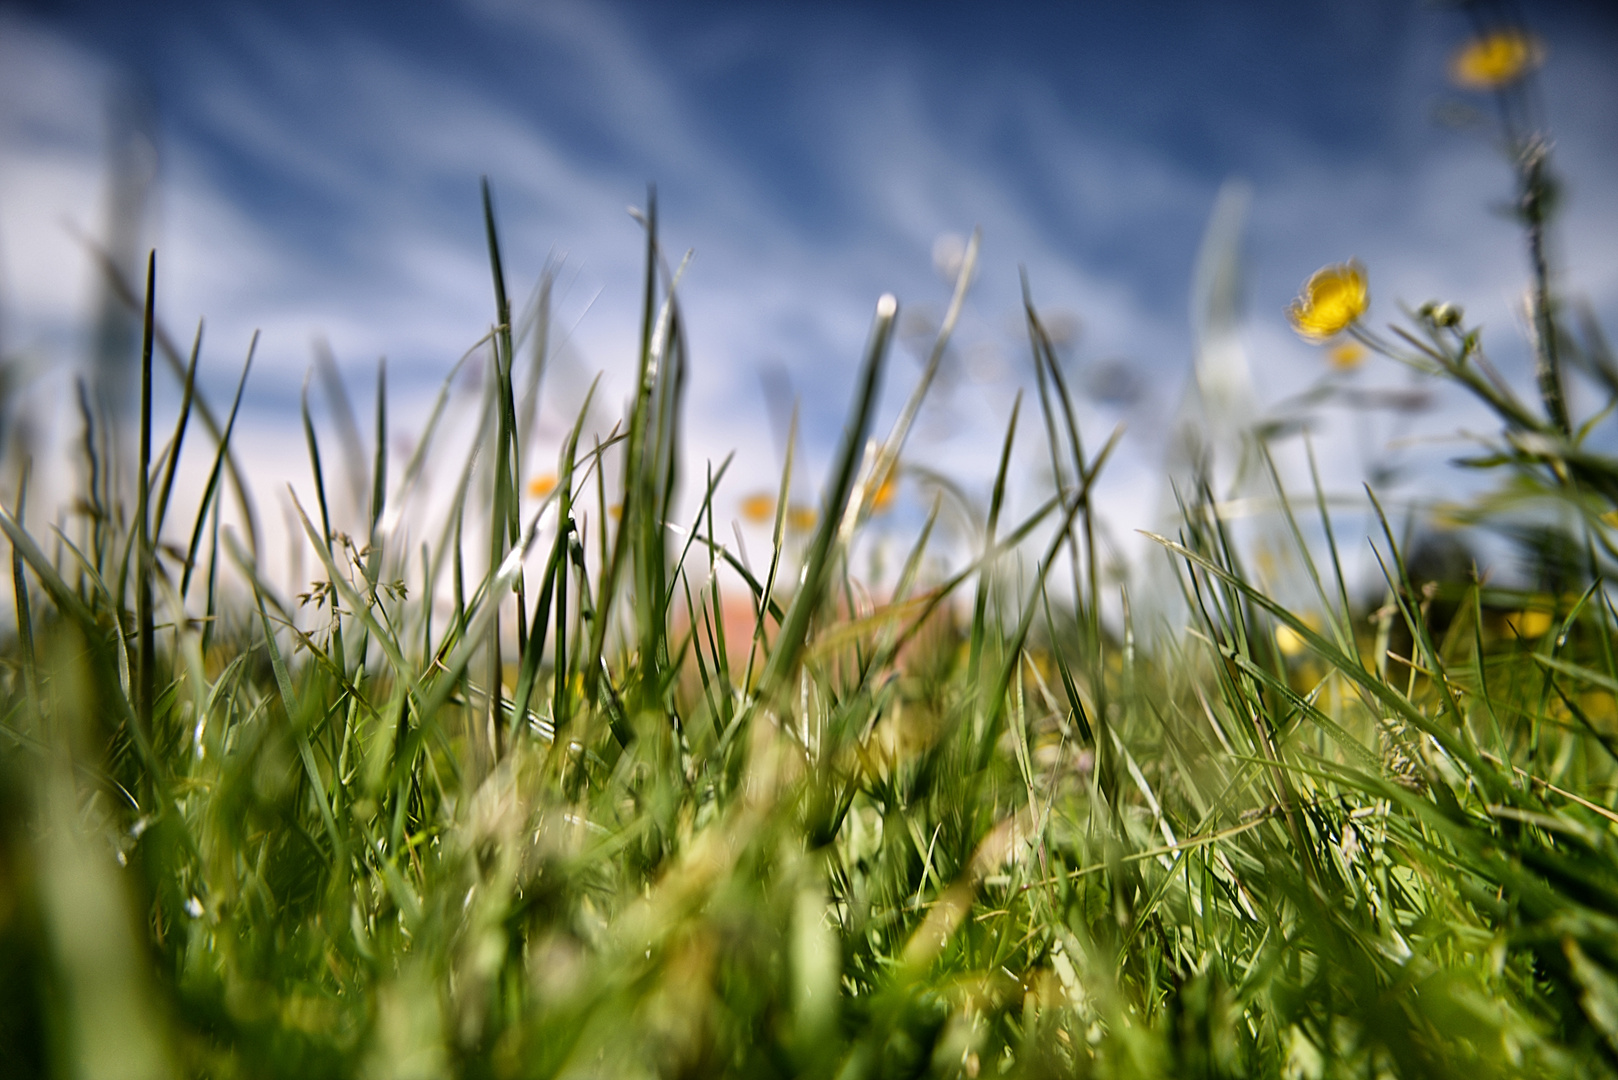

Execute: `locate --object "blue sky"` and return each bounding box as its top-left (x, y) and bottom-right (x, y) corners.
top-left (2, 0), bottom-right (1616, 588)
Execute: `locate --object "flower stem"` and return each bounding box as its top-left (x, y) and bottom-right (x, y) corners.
top-left (1520, 139), bottom-right (1569, 435)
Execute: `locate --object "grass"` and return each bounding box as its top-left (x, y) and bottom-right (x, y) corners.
top-left (5, 20), bottom-right (1618, 1079)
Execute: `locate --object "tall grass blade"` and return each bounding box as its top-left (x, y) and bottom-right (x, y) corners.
top-left (313, 337), bottom-right (370, 525)
top-left (370, 357), bottom-right (387, 538)
top-left (758, 293), bottom-right (897, 702)
top-left (135, 251), bottom-right (156, 741)
top-left (181, 331), bottom-right (254, 599)
top-left (152, 318), bottom-right (201, 543)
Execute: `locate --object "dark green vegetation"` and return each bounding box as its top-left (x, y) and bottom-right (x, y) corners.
top-left (6, 33), bottom-right (1618, 1080)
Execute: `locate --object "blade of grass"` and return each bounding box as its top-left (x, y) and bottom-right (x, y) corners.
top-left (841, 229), bottom-right (979, 542)
top-left (152, 318), bottom-right (202, 544)
top-left (314, 337), bottom-right (370, 525)
top-left (76, 229), bottom-right (263, 556)
top-left (136, 251), bottom-right (156, 742)
top-left (969, 394), bottom-right (1022, 689)
top-left (10, 463), bottom-right (35, 696)
top-left (757, 293), bottom-right (897, 704)
top-left (182, 332), bottom-right (254, 599)
top-left (370, 357), bottom-right (388, 539)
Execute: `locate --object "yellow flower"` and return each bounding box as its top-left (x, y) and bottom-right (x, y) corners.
top-left (1275, 625), bottom-right (1308, 658)
top-left (1275, 613), bottom-right (1322, 658)
top-left (527, 473), bottom-right (557, 498)
top-left (739, 492), bottom-right (774, 524)
top-left (787, 504), bottom-right (817, 532)
top-left (1505, 609), bottom-right (1554, 639)
top-left (1450, 30), bottom-right (1544, 90)
top-left (1328, 342), bottom-right (1366, 371)
top-left (1288, 261), bottom-right (1368, 341)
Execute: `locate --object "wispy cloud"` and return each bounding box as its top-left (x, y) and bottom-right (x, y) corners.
top-left (1, 1), bottom-right (1615, 589)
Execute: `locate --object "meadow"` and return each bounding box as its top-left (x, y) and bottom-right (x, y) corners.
top-left (4, 21), bottom-right (1618, 1080)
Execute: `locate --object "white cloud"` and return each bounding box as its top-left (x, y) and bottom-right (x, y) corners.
top-left (0, 13), bottom-right (113, 344)
top-left (1, 3), bottom-right (1614, 601)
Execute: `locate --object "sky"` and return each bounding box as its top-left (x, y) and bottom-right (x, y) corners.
top-left (1, 0), bottom-right (1616, 598)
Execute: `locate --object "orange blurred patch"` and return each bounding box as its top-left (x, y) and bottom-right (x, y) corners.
top-left (739, 492), bottom-right (775, 524)
top-left (1328, 342), bottom-right (1366, 371)
top-left (871, 475), bottom-right (897, 514)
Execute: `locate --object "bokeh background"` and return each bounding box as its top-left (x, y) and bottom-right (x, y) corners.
top-left (1, 0), bottom-right (1616, 595)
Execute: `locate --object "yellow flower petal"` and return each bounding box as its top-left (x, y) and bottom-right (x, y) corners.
top-left (527, 473), bottom-right (557, 498)
top-left (1288, 261), bottom-right (1368, 342)
top-left (1450, 30), bottom-right (1544, 90)
top-left (739, 492), bottom-right (775, 524)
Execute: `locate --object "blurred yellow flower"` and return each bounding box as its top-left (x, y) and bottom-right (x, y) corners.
top-left (787, 504), bottom-right (817, 532)
top-left (1288, 262), bottom-right (1368, 341)
top-left (1328, 342), bottom-right (1366, 370)
top-left (1275, 612), bottom-right (1322, 658)
top-left (1275, 625), bottom-right (1308, 658)
top-left (739, 492), bottom-right (774, 524)
top-left (1450, 30), bottom-right (1544, 90)
top-left (1506, 609), bottom-right (1554, 638)
top-left (527, 473), bottom-right (557, 498)
top-left (871, 474), bottom-right (897, 514)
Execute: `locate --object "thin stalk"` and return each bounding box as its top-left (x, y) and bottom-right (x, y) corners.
top-left (136, 251), bottom-right (156, 741)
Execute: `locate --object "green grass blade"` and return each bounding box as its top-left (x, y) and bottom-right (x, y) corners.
top-left (301, 375), bottom-right (336, 550)
top-left (152, 318), bottom-right (202, 544)
top-left (969, 393), bottom-right (1021, 688)
top-left (10, 464), bottom-right (35, 682)
top-left (757, 293), bottom-right (897, 703)
top-left (181, 331), bottom-right (254, 599)
top-left (135, 251), bottom-right (156, 742)
top-left (314, 337), bottom-right (370, 524)
top-left (370, 357), bottom-right (388, 538)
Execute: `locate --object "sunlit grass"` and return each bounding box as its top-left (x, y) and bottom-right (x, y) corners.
top-left (4, 14), bottom-right (1618, 1079)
